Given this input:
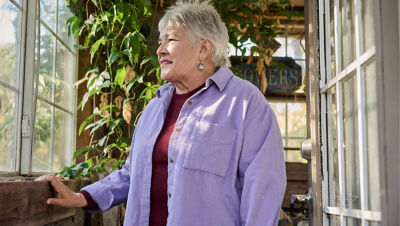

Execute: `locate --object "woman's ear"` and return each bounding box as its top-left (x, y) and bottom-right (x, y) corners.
top-left (199, 39), bottom-right (213, 61)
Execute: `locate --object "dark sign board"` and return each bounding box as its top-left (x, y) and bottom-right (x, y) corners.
top-left (230, 56), bottom-right (302, 95)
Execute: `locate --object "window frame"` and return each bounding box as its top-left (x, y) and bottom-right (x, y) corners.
top-left (0, 0), bottom-right (77, 176)
top-left (269, 34), bottom-right (307, 163)
top-left (319, 0), bottom-right (381, 224)
top-left (268, 98), bottom-right (308, 163)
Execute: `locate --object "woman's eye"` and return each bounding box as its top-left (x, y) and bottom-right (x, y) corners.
top-left (168, 39), bottom-right (176, 42)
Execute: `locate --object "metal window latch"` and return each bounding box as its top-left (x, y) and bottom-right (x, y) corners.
top-left (22, 115), bottom-right (30, 137)
top-left (290, 187), bottom-right (313, 218)
top-left (291, 193), bottom-right (312, 204)
top-left (291, 187), bottom-right (313, 205)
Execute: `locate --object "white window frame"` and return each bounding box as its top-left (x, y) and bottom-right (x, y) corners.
top-left (269, 100), bottom-right (308, 147)
top-left (319, 0), bottom-right (380, 224)
top-left (268, 99), bottom-right (308, 164)
top-left (0, 0), bottom-right (77, 176)
top-left (270, 35), bottom-right (307, 162)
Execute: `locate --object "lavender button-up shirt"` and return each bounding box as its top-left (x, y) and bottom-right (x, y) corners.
top-left (82, 66), bottom-right (287, 226)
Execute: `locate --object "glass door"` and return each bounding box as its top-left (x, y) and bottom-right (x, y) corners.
top-left (319, 0), bottom-right (380, 225)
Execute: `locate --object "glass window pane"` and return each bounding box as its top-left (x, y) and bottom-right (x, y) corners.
top-left (270, 101), bottom-right (307, 163)
top-left (287, 37), bottom-right (305, 59)
top-left (269, 102), bottom-right (286, 141)
top-left (295, 60), bottom-right (306, 87)
top-left (329, 215), bottom-right (340, 226)
top-left (272, 37), bottom-right (286, 57)
top-left (368, 221), bottom-right (381, 226)
top-left (55, 42), bottom-right (74, 110)
top-left (0, 1), bottom-right (22, 86)
top-left (53, 109), bottom-right (73, 171)
top-left (328, 87), bottom-right (340, 206)
top-left (236, 39), bottom-right (256, 56)
top-left (329, 0), bottom-right (336, 78)
top-left (57, 0), bottom-right (75, 48)
top-left (228, 43), bottom-right (237, 56)
top-left (0, 0), bottom-right (22, 172)
top-left (345, 217), bottom-right (362, 226)
top-left (37, 25), bottom-right (55, 101)
top-left (32, 101), bottom-right (52, 172)
top-left (342, 73), bottom-right (360, 209)
top-left (0, 87), bottom-right (17, 171)
top-left (340, 0), bottom-right (356, 68)
top-left (362, 0), bottom-right (375, 53)
top-left (31, 2), bottom-right (77, 173)
top-left (40, 0), bottom-right (57, 31)
top-left (363, 59), bottom-right (380, 211)
top-left (287, 102), bottom-right (307, 138)
top-left (287, 138), bottom-right (303, 148)
top-left (285, 150), bottom-right (306, 163)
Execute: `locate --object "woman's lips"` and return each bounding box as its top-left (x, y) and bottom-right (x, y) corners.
top-left (160, 60), bottom-right (172, 67)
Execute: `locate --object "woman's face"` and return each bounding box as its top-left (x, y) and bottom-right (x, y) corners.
top-left (157, 26), bottom-right (201, 83)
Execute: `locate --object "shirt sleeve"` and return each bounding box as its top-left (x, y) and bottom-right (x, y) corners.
top-left (80, 119), bottom-right (140, 212)
top-left (239, 102), bottom-right (287, 226)
top-left (80, 155), bottom-right (132, 212)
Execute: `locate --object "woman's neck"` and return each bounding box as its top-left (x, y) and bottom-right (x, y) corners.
top-left (174, 66), bottom-right (217, 94)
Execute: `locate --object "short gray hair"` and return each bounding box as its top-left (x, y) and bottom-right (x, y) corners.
top-left (158, 0), bottom-right (231, 67)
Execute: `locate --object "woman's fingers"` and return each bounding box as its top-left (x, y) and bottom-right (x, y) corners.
top-left (35, 174), bottom-right (59, 186)
top-left (36, 174), bottom-right (71, 195)
top-left (36, 174), bottom-right (87, 208)
top-left (47, 197), bottom-right (64, 206)
top-left (47, 192), bottom-right (88, 208)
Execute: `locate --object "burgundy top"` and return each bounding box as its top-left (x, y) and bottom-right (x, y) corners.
top-left (81, 85), bottom-right (203, 226)
top-left (149, 86), bottom-right (202, 226)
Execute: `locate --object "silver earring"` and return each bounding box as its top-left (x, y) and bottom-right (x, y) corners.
top-left (198, 62), bottom-right (204, 70)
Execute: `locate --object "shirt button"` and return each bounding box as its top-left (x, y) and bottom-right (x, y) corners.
top-left (169, 158), bottom-right (174, 163)
top-left (175, 128), bottom-right (180, 132)
top-left (168, 193), bottom-right (172, 198)
top-left (188, 100), bottom-right (192, 105)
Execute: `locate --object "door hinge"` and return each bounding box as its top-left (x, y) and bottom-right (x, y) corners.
top-left (22, 115), bottom-right (30, 137)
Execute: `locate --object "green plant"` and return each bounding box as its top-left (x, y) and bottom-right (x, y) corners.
top-left (60, 0), bottom-right (162, 179)
top-left (60, 0), bottom-right (298, 179)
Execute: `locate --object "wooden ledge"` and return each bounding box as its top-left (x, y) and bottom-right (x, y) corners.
top-left (0, 179), bottom-right (89, 225)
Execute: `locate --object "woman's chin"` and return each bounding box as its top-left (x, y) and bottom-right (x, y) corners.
top-left (160, 72), bottom-right (171, 82)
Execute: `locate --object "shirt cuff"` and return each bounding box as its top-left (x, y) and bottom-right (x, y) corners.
top-left (80, 189), bottom-right (99, 211)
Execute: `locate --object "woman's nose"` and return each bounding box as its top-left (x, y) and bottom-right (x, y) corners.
top-left (156, 43), bottom-right (167, 56)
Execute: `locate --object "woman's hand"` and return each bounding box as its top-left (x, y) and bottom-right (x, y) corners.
top-left (35, 174), bottom-right (88, 208)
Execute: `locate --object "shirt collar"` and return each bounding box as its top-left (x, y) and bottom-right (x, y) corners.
top-left (156, 82), bottom-right (174, 98)
top-left (206, 66), bottom-right (233, 92)
top-left (156, 66), bottom-right (233, 98)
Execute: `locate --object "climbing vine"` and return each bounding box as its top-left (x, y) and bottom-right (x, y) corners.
top-left (60, 0), bottom-right (301, 179)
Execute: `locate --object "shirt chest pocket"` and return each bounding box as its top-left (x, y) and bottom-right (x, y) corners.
top-left (183, 121), bottom-right (237, 178)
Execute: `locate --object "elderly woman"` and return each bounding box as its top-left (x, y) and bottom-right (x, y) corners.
top-left (37, 1), bottom-right (286, 225)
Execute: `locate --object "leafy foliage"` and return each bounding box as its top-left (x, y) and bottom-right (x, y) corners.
top-left (214, 0), bottom-right (303, 91)
top-left (62, 0), bottom-right (161, 179)
top-left (61, 0), bottom-right (298, 179)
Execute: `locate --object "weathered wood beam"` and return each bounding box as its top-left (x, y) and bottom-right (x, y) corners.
top-left (305, 0), bottom-right (322, 225)
top-left (0, 179), bottom-right (88, 225)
